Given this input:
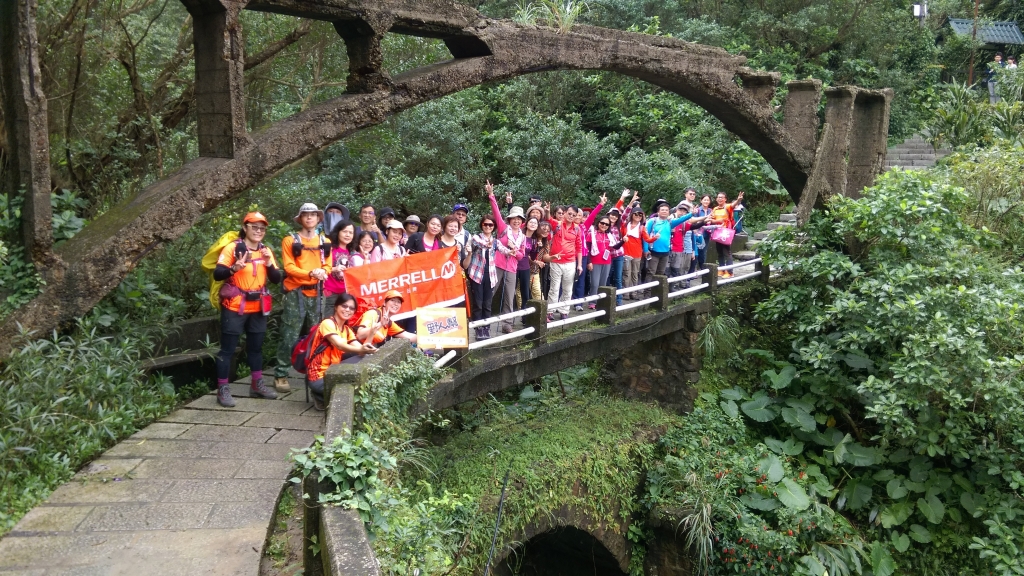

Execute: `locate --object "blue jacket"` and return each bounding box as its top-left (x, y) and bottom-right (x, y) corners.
top-left (645, 214), bottom-right (692, 253)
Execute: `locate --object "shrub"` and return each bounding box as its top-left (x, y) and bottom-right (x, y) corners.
top-left (0, 319), bottom-right (178, 535)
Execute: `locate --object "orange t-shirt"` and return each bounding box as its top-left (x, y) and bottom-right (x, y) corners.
top-left (357, 308), bottom-right (405, 345)
top-left (306, 319), bottom-right (358, 381)
top-left (711, 205), bottom-right (735, 228)
top-left (281, 234), bottom-right (330, 295)
top-left (217, 241), bottom-right (279, 314)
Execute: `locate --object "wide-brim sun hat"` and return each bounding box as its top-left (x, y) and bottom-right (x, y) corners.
top-left (507, 206), bottom-right (525, 221)
top-left (293, 202), bottom-right (324, 223)
top-left (324, 202), bottom-right (350, 220)
top-left (404, 214), bottom-right (422, 225)
top-left (385, 220), bottom-right (405, 232)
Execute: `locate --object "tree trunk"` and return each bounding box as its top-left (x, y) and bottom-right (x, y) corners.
top-left (1, 0), bottom-right (54, 263)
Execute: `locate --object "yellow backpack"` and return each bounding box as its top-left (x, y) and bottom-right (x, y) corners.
top-left (201, 230), bottom-right (241, 309)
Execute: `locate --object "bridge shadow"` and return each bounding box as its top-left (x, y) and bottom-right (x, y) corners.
top-left (494, 526), bottom-right (627, 576)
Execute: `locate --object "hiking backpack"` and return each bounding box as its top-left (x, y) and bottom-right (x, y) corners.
top-left (201, 231), bottom-right (242, 310)
top-left (290, 321), bottom-right (330, 374)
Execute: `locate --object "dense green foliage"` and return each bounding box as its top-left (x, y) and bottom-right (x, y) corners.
top-left (687, 169), bottom-right (1024, 575)
top-left (0, 319), bottom-right (179, 536)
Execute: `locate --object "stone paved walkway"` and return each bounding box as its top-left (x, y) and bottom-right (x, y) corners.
top-left (0, 374), bottom-right (320, 576)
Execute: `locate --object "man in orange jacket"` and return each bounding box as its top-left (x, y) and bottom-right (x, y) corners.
top-left (274, 203), bottom-right (332, 392)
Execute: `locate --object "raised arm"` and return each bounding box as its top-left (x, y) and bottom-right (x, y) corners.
top-left (486, 180), bottom-right (508, 235)
top-left (582, 193), bottom-right (608, 229)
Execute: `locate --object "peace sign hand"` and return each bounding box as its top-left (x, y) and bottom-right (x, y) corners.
top-left (485, 179), bottom-right (494, 197)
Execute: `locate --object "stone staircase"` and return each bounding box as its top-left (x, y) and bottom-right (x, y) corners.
top-left (732, 213), bottom-right (795, 261)
top-left (884, 134), bottom-right (950, 170)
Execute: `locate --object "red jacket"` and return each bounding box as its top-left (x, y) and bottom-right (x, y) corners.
top-left (547, 202), bottom-right (603, 264)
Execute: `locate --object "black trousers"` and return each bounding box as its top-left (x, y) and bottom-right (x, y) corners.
top-left (469, 274), bottom-right (493, 321)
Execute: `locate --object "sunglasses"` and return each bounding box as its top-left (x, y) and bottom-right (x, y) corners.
top-left (599, 221), bottom-right (610, 226)
top-left (481, 223), bottom-right (495, 228)
top-left (339, 305), bottom-right (356, 311)
top-left (246, 225), bottom-right (267, 232)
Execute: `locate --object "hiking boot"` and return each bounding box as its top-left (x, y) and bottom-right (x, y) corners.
top-left (547, 313), bottom-right (555, 323)
top-left (717, 269), bottom-right (725, 277)
top-left (474, 327), bottom-right (483, 340)
top-left (274, 377), bottom-right (291, 393)
top-left (478, 326), bottom-right (490, 340)
top-left (560, 311), bottom-right (569, 320)
top-left (249, 378), bottom-right (278, 400)
top-left (312, 395), bottom-right (325, 411)
top-left (217, 385), bottom-right (236, 408)
top-left (574, 304), bottom-right (584, 312)
top-left (588, 303), bottom-right (596, 310)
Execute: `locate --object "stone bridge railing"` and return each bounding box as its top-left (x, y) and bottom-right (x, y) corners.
top-left (305, 260), bottom-right (768, 575)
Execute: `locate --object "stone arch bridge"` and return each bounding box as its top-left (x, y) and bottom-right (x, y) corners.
top-left (1, 0), bottom-right (890, 356)
top-left (312, 263), bottom-right (768, 575)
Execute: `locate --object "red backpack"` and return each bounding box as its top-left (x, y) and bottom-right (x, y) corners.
top-left (290, 321), bottom-right (329, 374)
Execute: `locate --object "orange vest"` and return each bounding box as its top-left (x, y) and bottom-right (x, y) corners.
top-left (216, 241), bottom-right (278, 314)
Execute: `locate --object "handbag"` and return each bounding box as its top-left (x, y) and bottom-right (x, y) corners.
top-left (710, 226), bottom-right (735, 246)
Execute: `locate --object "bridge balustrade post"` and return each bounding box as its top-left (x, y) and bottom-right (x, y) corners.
top-left (182, 0), bottom-right (251, 158)
top-left (523, 299), bottom-right (548, 345)
top-left (755, 259), bottom-right (770, 285)
top-left (596, 286), bottom-right (615, 325)
top-left (706, 264), bottom-right (719, 295)
top-left (334, 15), bottom-right (395, 93)
top-left (653, 274), bottom-right (669, 312)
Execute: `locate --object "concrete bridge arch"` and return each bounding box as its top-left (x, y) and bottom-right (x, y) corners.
top-left (1, 0), bottom-right (891, 355)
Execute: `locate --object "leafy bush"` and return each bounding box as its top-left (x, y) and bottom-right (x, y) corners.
top-left (355, 352), bottom-right (443, 437)
top-left (941, 143), bottom-right (1024, 260)
top-left (0, 319), bottom-right (178, 535)
top-left (747, 169), bottom-right (1024, 574)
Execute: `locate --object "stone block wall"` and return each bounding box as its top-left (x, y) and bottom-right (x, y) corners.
top-left (602, 311), bottom-right (707, 415)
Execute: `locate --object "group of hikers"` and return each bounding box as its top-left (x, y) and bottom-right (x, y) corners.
top-left (210, 185), bottom-right (745, 409)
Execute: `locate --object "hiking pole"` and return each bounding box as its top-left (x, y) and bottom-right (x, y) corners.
top-left (316, 281), bottom-right (324, 322)
top-left (483, 465), bottom-right (512, 576)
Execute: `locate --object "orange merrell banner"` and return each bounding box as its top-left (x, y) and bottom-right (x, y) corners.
top-left (343, 246), bottom-right (466, 320)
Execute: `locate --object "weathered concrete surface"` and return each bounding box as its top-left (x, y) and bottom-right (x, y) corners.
top-left (180, 0), bottom-right (253, 158)
top-left (424, 296), bottom-right (714, 412)
top-left (320, 508), bottom-right (380, 576)
top-left (846, 89), bottom-right (893, 199)
top-left (796, 86), bottom-right (892, 224)
top-left (0, 0), bottom-right (53, 263)
top-left (0, 375), bottom-right (319, 575)
top-left (782, 79), bottom-right (822, 154)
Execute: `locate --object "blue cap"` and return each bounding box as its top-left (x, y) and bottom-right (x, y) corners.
top-left (452, 203), bottom-right (469, 214)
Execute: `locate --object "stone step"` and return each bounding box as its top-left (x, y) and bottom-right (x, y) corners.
top-left (754, 230), bottom-right (771, 240)
top-left (766, 221), bottom-right (796, 230)
top-left (894, 153), bottom-right (933, 161)
top-left (779, 213), bottom-right (797, 223)
top-left (733, 250), bottom-right (758, 261)
top-left (732, 232), bottom-right (747, 252)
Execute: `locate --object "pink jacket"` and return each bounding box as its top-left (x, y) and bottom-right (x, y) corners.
top-left (489, 195), bottom-right (527, 272)
top-left (588, 227), bottom-right (614, 265)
